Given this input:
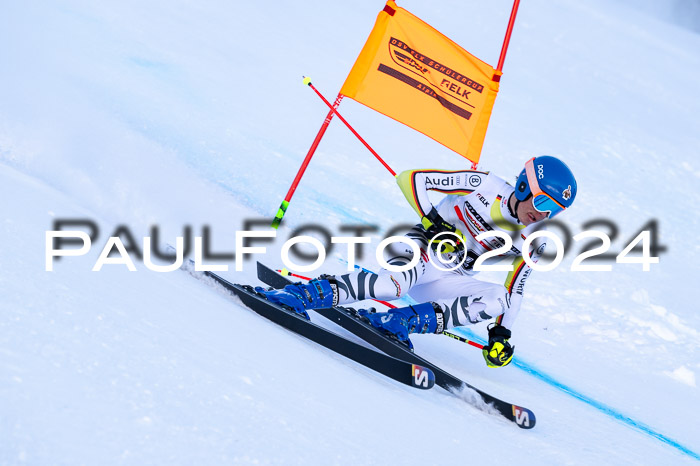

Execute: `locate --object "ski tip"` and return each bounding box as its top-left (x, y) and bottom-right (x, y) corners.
top-left (512, 405), bottom-right (536, 429)
top-left (411, 364), bottom-right (436, 390)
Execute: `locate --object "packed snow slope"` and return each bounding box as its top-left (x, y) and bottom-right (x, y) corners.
top-left (1, 0), bottom-right (699, 464)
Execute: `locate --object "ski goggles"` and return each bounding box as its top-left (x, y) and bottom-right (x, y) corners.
top-left (524, 157), bottom-right (566, 218)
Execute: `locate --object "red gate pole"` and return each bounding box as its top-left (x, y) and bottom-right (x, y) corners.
top-left (496, 0), bottom-right (521, 72)
top-left (304, 77), bottom-right (396, 177)
top-left (271, 93), bottom-right (344, 229)
top-left (471, 0), bottom-right (521, 171)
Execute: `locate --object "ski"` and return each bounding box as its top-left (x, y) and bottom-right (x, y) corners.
top-left (196, 269), bottom-right (435, 391)
top-left (256, 261), bottom-right (536, 429)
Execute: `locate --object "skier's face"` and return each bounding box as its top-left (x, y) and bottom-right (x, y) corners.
top-left (517, 197), bottom-right (549, 225)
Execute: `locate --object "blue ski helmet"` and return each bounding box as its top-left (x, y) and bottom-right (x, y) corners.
top-left (515, 156), bottom-right (577, 218)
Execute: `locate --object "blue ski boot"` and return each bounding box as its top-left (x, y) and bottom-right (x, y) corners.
top-left (255, 279), bottom-right (337, 319)
top-left (357, 302), bottom-right (444, 350)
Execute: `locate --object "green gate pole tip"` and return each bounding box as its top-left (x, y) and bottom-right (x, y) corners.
top-left (271, 200), bottom-right (289, 229)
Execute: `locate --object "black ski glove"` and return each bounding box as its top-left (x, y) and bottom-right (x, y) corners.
top-left (421, 208), bottom-right (465, 253)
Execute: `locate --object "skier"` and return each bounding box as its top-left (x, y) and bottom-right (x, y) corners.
top-left (259, 156), bottom-right (577, 368)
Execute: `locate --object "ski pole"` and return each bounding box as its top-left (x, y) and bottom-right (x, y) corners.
top-left (443, 330), bottom-right (484, 350)
top-left (276, 268), bottom-right (310, 281)
top-left (276, 269), bottom-right (484, 351)
top-left (303, 77), bottom-right (397, 177)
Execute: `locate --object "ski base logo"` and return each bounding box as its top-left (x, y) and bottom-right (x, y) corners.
top-left (411, 365), bottom-right (435, 388)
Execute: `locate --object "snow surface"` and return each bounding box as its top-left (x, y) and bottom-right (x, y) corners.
top-left (1, 0), bottom-right (699, 464)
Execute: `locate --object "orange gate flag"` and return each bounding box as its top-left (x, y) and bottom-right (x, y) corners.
top-left (340, 0), bottom-right (501, 165)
